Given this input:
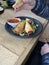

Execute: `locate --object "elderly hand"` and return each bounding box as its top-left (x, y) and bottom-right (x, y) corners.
top-left (14, 0), bottom-right (35, 12)
top-left (41, 44), bottom-right (49, 56)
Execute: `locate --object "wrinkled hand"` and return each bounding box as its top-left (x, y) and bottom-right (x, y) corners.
top-left (41, 44), bottom-right (49, 55)
top-left (14, 0), bottom-right (35, 12)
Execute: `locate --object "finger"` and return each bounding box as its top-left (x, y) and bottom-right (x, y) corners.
top-left (14, 7), bottom-right (22, 12)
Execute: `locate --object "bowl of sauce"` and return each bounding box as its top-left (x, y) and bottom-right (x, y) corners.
top-left (7, 18), bottom-right (21, 27)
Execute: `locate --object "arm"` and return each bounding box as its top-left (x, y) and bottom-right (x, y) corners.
top-left (13, 0), bottom-right (45, 12)
top-left (13, 0), bottom-right (49, 20)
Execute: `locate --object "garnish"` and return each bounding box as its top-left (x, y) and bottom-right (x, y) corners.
top-left (19, 33), bottom-right (25, 36)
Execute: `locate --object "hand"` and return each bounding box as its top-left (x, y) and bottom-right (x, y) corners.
top-left (41, 44), bottom-right (49, 56)
top-left (14, 0), bottom-right (35, 12)
top-left (14, 3), bottom-right (33, 12)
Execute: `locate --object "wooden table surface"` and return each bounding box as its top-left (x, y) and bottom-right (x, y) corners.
top-left (0, 9), bottom-right (48, 65)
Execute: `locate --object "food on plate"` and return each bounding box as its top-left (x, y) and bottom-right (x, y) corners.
top-left (12, 18), bottom-right (39, 36)
top-left (26, 18), bottom-right (33, 24)
top-left (12, 0), bottom-right (24, 8)
top-left (13, 22), bottom-right (25, 34)
top-left (25, 21), bottom-right (33, 35)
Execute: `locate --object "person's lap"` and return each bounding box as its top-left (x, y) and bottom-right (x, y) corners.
top-left (25, 41), bottom-right (48, 65)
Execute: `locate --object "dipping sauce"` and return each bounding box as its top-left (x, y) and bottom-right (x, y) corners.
top-left (8, 18), bottom-right (21, 23)
top-left (7, 18), bottom-right (21, 27)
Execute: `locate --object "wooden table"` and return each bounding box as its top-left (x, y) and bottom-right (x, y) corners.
top-left (0, 9), bottom-right (48, 65)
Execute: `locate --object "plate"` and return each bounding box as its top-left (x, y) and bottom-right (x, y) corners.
top-left (5, 16), bottom-right (43, 38)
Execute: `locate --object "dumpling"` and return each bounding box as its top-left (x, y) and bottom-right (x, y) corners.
top-left (26, 18), bottom-right (34, 25)
top-left (25, 21), bottom-right (33, 35)
top-left (12, 0), bottom-right (24, 8)
top-left (13, 22), bottom-right (25, 34)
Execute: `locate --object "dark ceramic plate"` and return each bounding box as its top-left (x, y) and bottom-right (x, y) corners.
top-left (5, 16), bottom-right (43, 38)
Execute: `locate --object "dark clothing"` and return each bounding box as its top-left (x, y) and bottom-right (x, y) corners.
top-left (31, 1), bottom-right (49, 64)
top-left (42, 53), bottom-right (49, 65)
top-left (25, 41), bottom-right (49, 65)
top-left (31, 0), bottom-right (49, 20)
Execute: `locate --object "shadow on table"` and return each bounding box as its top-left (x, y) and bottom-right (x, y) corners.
top-left (25, 41), bottom-right (48, 65)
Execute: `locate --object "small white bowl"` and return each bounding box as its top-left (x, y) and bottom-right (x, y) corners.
top-left (7, 18), bottom-right (21, 27)
top-left (7, 22), bottom-right (18, 27)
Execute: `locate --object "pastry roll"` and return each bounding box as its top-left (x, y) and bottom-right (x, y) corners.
top-left (12, 0), bottom-right (24, 8)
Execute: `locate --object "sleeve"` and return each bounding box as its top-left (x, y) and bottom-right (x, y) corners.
top-left (31, 0), bottom-right (49, 20)
top-left (42, 53), bottom-right (49, 65)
